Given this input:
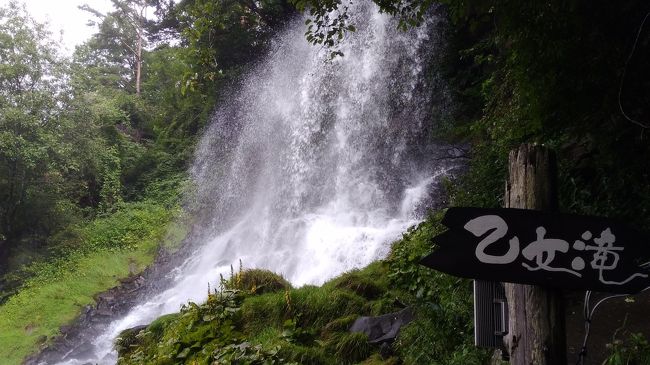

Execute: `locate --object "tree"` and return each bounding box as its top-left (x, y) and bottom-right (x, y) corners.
top-left (173, 0), bottom-right (295, 93)
top-left (290, 0), bottom-right (427, 57)
top-left (0, 0), bottom-right (139, 250)
top-left (80, 0), bottom-right (149, 95)
top-left (0, 1), bottom-right (77, 242)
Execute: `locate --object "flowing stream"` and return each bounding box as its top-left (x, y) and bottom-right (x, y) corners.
top-left (53, 2), bottom-right (454, 364)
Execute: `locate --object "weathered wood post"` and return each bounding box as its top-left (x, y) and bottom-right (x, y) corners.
top-left (503, 144), bottom-right (566, 365)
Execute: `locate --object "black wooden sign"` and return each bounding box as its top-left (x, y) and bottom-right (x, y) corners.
top-left (420, 207), bottom-right (650, 294)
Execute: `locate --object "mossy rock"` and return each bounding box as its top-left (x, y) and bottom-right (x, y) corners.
top-left (332, 272), bottom-right (384, 299)
top-left (321, 315), bottom-right (359, 339)
top-left (293, 288), bottom-right (366, 328)
top-left (147, 312), bottom-right (180, 337)
top-left (115, 325), bottom-right (147, 354)
top-left (228, 269), bottom-right (291, 294)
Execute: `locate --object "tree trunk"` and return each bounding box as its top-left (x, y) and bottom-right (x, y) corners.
top-left (503, 144), bottom-right (566, 365)
top-left (135, 26), bottom-right (142, 96)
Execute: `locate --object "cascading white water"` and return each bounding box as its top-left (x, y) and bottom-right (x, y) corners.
top-left (54, 2), bottom-right (451, 364)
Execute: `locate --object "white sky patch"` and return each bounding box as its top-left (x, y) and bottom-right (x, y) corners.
top-left (0, 0), bottom-right (114, 54)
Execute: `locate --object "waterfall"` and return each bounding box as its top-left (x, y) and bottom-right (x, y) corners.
top-left (52, 1), bottom-right (453, 364)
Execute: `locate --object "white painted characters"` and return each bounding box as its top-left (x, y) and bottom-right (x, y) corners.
top-left (463, 215), bottom-right (648, 286)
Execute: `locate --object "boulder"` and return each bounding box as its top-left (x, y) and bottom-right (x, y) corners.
top-left (349, 307), bottom-right (413, 344)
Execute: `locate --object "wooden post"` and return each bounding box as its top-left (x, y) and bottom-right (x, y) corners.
top-left (503, 144), bottom-right (566, 365)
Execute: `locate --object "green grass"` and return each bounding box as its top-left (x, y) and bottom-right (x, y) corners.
top-left (226, 268), bottom-right (292, 295)
top-left (0, 202), bottom-right (184, 365)
top-left (114, 217), bottom-right (490, 365)
top-left (330, 332), bottom-right (372, 364)
top-left (109, 214), bottom-right (493, 365)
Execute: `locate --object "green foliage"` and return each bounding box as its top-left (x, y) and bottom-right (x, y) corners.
top-left (214, 342), bottom-right (297, 364)
top-left (175, 0), bottom-right (295, 93)
top-left (117, 288), bottom-right (246, 364)
top-left (98, 146), bottom-right (124, 212)
top-left (140, 46), bottom-right (213, 155)
top-left (0, 0), bottom-right (185, 260)
top-left (446, 143), bottom-right (506, 208)
top-left (0, 2), bottom-right (78, 240)
top-left (321, 315), bottom-right (357, 338)
top-left (439, 0), bottom-right (650, 232)
top-left (386, 214), bottom-right (490, 364)
top-left (328, 332), bottom-right (372, 364)
top-left (0, 201), bottom-right (180, 365)
top-left (117, 278), bottom-right (374, 365)
top-left (291, 0), bottom-right (429, 58)
top-left (116, 213), bottom-right (488, 365)
top-left (0, 0), bottom-right (202, 297)
top-left (605, 333), bottom-right (650, 365)
top-left (396, 308), bottom-right (485, 365)
top-left (117, 259), bottom-right (397, 365)
top-left (276, 343), bottom-right (330, 364)
top-left (78, 202), bottom-right (172, 252)
top-left (386, 215), bottom-right (443, 300)
top-left (240, 284), bottom-right (367, 333)
top-left (0, 0), bottom-right (298, 279)
top-left (290, 0), bottom-right (354, 58)
top-left (226, 268), bottom-right (292, 295)
top-left (361, 354), bottom-right (400, 365)
top-left (328, 265), bottom-right (385, 300)
top-left (280, 318), bottom-right (317, 344)
top-left (78, 0), bottom-right (148, 94)
top-left (115, 326), bottom-right (147, 351)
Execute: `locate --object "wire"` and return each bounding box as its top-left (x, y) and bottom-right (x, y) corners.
top-left (575, 284), bottom-right (650, 365)
top-left (618, 11), bottom-right (650, 129)
top-left (575, 260), bottom-right (650, 365)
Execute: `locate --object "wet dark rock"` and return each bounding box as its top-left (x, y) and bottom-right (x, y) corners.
top-left (447, 147), bottom-right (467, 158)
top-left (349, 307), bottom-right (414, 344)
top-left (70, 341), bottom-right (97, 360)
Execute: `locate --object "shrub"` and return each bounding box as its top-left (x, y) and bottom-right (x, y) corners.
top-left (227, 269), bottom-right (291, 295)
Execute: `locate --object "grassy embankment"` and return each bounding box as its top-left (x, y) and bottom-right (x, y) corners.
top-left (0, 201), bottom-right (187, 365)
top-left (115, 213), bottom-right (491, 365)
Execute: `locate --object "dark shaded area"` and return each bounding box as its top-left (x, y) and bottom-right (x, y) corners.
top-left (441, 0), bottom-right (650, 229)
top-left (565, 289), bottom-right (650, 365)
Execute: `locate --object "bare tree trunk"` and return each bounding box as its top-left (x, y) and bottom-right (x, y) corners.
top-left (134, 2), bottom-right (145, 96)
top-left (135, 26), bottom-right (142, 96)
top-left (503, 144), bottom-right (566, 365)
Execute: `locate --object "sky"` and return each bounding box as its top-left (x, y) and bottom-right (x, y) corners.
top-left (0, 0), bottom-right (114, 54)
